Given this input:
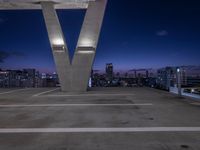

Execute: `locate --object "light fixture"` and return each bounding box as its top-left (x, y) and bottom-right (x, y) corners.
top-left (79, 37), bottom-right (94, 47)
top-left (52, 38), bottom-right (64, 46)
top-left (77, 46), bottom-right (95, 54)
top-left (78, 51), bottom-right (95, 54)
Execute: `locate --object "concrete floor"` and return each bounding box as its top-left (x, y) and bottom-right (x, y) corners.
top-left (0, 87), bottom-right (200, 150)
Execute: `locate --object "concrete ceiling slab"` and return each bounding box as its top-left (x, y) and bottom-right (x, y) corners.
top-left (0, 0), bottom-right (95, 9)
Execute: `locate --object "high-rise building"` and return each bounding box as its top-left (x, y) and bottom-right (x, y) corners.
top-left (23, 69), bottom-right (36, 87)
top-left (0, 68), bottom-right (60, 88)
top-left (0, 70), bottom-right (9, 87)
top-left (9, 70), bottom-right (23, 87)
top-left (106, 63), bottom-right (113, 81)
top-left (157, 67), bottom-right (176, 90)
top-left (156, 67), bottom-right (188, 90)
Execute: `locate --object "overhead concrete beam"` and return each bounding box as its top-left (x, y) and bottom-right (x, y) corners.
top-left (0, 2), bottom-right (88, 9)
top-left (0, 0), bottom-right (95, 10)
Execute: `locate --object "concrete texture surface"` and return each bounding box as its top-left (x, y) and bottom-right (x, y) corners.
top-left (42, 0), bottom-right (107, 92)
top-left (0, 87), bottom-right (200, 150)
top-left (1, 0), bottom-right (107, 92)
top-left (0, 0), bottom-right (94, 10)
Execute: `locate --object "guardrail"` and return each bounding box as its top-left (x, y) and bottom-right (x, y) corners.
top-left (170, 87), bottom-right (200, 100)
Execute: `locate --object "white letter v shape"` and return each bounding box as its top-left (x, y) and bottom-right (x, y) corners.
top-left (41, 0), bottom-right (107, 92)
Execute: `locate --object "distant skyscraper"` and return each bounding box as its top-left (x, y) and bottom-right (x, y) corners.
top-left (146, 70), bottom-right (149, 78)
top-left (180, 68), bottom-right (187, 86)
top-left (106, 63), bottom-right (113, 81)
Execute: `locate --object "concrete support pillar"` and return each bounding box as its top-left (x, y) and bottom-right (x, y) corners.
top-left (72, 0), bottom-right (107, 92)
top-left (41, 0), bottom-right (107, 92)
top-left (41, 1), bottom-right (72, 92)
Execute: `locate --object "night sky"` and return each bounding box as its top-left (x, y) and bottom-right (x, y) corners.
top-left (0, 0), bottom-right (200, 73)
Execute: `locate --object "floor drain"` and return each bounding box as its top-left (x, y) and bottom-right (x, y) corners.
top-left (180, 145), bottom-right (189, 149)
top-left (149, 117), bottom-right (154, 120)
top-left (121, 121), bottom-right (129, 124)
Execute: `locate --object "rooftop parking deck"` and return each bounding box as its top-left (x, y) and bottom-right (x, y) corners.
top-left (0, 87), bottom-right (200, 150)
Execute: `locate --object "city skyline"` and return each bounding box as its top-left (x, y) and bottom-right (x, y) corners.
top-left (0, 1), bottom-right (200, 149)
top-left (1, 0), bottom-right (200, 72)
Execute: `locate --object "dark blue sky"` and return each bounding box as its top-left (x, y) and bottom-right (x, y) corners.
top-left (0, 0), bottom-right (200, 72)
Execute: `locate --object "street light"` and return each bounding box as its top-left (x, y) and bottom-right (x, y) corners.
top-left (77, 46), bottom-right (95, 54)
top-left (177, 67), bottom-right (182, 97)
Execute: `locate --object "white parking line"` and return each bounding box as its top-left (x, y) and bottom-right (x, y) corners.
top-left (33, 88), bottom-right (60, 97)
top-left (0, 127), bottom-right (200, 133)
top-left (0, 103), bottom-right (153, 108)
top-left (0, 88), bottom-right (28, 95)
top-left (41, 93), bottom-right (135, 97)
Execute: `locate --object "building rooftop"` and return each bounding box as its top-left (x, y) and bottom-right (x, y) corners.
top-left (0, 87), bottom-right (200, 149)
top-left (0, 0), bottom-right (95, 9)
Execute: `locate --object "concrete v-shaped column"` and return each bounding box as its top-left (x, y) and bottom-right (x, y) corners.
top-left (41, 0), bottom-right (107, 92)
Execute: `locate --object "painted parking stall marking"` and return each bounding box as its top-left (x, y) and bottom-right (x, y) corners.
top-left (0, 127), bottom-right (200, 133)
